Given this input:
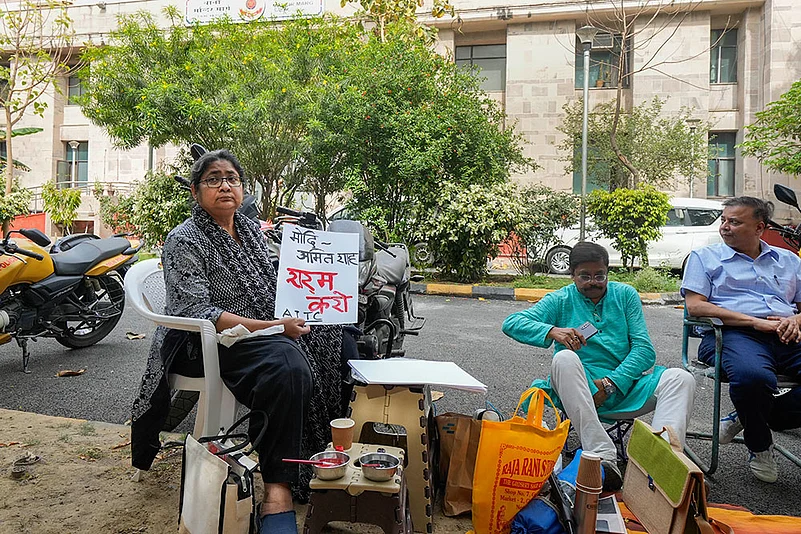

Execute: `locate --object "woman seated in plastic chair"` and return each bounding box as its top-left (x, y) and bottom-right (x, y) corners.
top-left (130, 149), bottom-right (357, 534)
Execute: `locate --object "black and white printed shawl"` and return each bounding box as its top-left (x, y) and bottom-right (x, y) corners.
top-left (131, 204), bottom-right (343, 497)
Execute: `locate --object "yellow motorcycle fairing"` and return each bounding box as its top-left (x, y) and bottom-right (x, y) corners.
top-left (82, 237), bottom-right (139, 276)
top-left (0, 239), bottom-right (55, 295)
top-left (84, 252), bottom-right (136, 276)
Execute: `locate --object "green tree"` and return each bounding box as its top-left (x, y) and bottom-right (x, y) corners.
top-left (42, 181), bottom-right (81, 236)
top-left (419, 182), bottom-right (519, 282)
top-left (0, 127), bottom-right (42, 173)
top-left (740, 79), bottom-right (801, 175)
top-left (558, 97), bottom-right (706, 190)
top-left (581, 1), bottom-right (712, 186)
top-left (586, 186), bottom-right (671, 271)
top-left (322, 26), bottom-right (534, 241)
top-left (510, 185), bottom-right (580, 275)
top-left (79, 9), bottom-right (360, 218)
top-left (342, 0), bottom-right (454, 42)
top-left (1, 0), bottom-right (74, 196)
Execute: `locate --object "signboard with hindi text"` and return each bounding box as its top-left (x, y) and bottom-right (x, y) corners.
top-left (274, 224), bottom-right (359, 325)
top-left (185, 0), bottom-right (324, 25)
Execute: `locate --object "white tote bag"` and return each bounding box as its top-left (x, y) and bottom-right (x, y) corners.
top-left (178, 412), bottom-right (265, 534)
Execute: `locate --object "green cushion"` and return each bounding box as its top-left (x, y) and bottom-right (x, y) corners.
top-left (627, 420), bottom-right (689, 505)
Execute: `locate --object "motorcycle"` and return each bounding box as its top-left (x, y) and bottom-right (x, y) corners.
top-left (270, 206), bottom-right (426, 359)
top-left (769, 183), bottom-right (801, 253)
top-left (0, 227), bottom-right (140, 372)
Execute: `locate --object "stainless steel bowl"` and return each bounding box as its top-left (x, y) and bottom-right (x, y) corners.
top-left (358, 452), bottom-right (400, 482)
top-left (310, 451), bottom-right (350, 480)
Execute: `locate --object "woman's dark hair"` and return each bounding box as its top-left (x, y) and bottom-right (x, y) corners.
top-left (722, 196), bottom-right (774, 224)
top-left (190, 149), bottom-right (245, 186)
top-left (569, 242), bottom-right (609, 274)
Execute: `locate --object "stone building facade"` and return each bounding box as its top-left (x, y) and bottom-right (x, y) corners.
top-left (8, 0), bottom-right (801, 235)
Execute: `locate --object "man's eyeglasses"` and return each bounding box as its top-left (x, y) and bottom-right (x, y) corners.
top-left (200, 175), bottom-right (242, 188)
top-left (576, 274), bottom-right (608, 283)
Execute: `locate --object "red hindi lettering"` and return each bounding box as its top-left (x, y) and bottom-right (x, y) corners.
top-left (285, 267), bottom-right (316, 292)
top-left (328, 291), bottom-right (353, 313)
top-left (315, 271), bottom-right (337, 291)
top-left (306, 295), bottom-right (331, 314)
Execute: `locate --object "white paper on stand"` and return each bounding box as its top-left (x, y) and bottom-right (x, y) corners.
top-left (347, 358), bottom-right (487, 393)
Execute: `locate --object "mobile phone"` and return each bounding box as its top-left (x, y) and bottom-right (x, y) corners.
top-left (578, 321), bottom-right (598, 340)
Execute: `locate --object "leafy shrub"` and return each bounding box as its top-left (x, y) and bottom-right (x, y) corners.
top-left (0, 181), bottom-right (32, 227)
top-left (609, 267), bottom-right (679, 293)
top-left (42, 182), bottom-right (82, 236)
top-left (96, 169), bottom-right (191, 247)
top-left (95, 182), bottom-right (137, 235)
top-left (586, 185), bottom-right (671, 271)
top-left (419, 181), bottom-right (519, 283)
top-left (509, 184), bottom-right (580, 275)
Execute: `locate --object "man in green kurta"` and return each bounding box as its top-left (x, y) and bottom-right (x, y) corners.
top-left (502, 242), bottom-right (694, 490)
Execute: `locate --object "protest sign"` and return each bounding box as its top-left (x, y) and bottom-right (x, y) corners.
top-left (274, 224), bottom-right (359, 325)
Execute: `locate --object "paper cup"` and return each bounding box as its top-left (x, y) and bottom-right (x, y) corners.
top-left (575, 451), bottom-right (603, 493)
top-left (330, 418), bottom-right (355, 451)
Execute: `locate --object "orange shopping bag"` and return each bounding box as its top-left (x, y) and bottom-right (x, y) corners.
top-left (471, 387), bottom-right (570, 534)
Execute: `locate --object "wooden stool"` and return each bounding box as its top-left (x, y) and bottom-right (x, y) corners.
top-left (304, 443), bottom-right (411, 534)
top-left (347, 385), bottom-right (434, 533)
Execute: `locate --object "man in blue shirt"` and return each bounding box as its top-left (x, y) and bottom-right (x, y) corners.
top-left (504, 242), bottom-right (695, 491)
top-left (682, 196), bottom-right (801, 483)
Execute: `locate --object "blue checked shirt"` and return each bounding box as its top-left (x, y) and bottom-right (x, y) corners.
top-left (681, 241), bottom-right (801, 318)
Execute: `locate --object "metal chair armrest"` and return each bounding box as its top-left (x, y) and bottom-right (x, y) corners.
top-left (684, 315), bottom-right (723, 328)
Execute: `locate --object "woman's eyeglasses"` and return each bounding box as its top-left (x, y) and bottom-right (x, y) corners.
top-left (576, 274), bottom-right (608, 283)
top-left (200, 175), bottom-right (242, 188)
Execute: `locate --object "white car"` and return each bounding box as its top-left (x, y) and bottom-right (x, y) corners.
top-left (544, 198), bottom-right (724, 275)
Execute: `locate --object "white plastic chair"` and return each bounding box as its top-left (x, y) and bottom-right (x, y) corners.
top-left (124, 258), bottom-right (238, 438)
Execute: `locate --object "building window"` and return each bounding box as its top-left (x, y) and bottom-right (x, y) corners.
top-left (707, 132), bottom-right (735, 197)
top-left (455, 44), bottom-right (506, 92)
top-left (67, 75), bottom-right (86, 105)
top-left (575, 32), bottom-right (630, 89)
top-left (710, 29), bottom-right (737, 84)
top-left (57, 141), bottom-right (88, 188)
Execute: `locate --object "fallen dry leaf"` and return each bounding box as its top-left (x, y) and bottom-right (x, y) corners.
top-left (111, 441), bottom-right (131, 450)
top-left (431, 390), bottom-right (445, 401)
top-left (0, 442), bottom-right (20, 448)
top-left (125, 331), bottom-right (146, 340)
top-left (56, 369), bottom-right (86, 377)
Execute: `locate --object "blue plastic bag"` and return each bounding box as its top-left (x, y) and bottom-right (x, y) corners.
top-left (510, 449), bottom-right (594, 534)
top-left (509, 496), bottom-right (565, 534)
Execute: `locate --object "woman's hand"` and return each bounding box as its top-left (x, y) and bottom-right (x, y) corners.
top-left (279, 318), bottom-right (311, 340)
top-left (547, 327), bottom-right (586, 352)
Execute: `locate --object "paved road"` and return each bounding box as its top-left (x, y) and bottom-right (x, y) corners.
top-left (0, 294), bottom-right (799, 516)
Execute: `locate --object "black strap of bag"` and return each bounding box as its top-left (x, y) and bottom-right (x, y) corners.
top-left (197, 410), bottom-right (268, 457)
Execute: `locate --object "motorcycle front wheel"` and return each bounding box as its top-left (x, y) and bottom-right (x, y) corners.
top-left (56, 274), bottom-right (125, 349)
